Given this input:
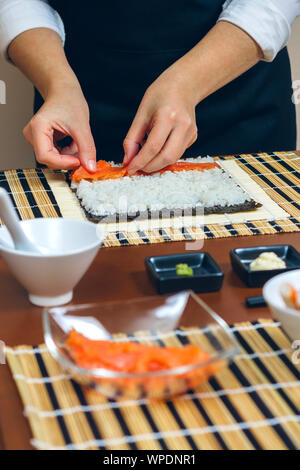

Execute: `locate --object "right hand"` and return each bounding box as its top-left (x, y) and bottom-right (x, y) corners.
top-left (23, 84), bottom-right (96, 171)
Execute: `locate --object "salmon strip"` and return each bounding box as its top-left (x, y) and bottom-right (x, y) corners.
top-left (97, 166), bottom-right (128, 180)
top-left (71, 160), bottom-right (221, 182)
top-left (156, 161), bottom-right (221, 174)
top-left (71, 160), bottom-right (112, 182)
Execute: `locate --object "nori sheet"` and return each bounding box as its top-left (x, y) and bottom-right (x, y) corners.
top-left (79, 200), bottom-right (262, 223)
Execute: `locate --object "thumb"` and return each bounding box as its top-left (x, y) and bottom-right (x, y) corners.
top-left (123, 138), bottom-right (140, 166)
top-left (123, 112), bottom-right (148, 165)
top-left (73, 126), bottom-right (97, 172)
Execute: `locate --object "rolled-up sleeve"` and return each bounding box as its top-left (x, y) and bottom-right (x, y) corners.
top-left (0, 0), bottom-right (65, 60)
top-left (218, 0), bottom-right (300, 62)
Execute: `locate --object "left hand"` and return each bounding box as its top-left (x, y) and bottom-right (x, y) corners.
top-left (123, 67), bottom-right (198, 174)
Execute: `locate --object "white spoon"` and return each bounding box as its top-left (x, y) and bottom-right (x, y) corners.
top-left (0, 187), bottom-right (49, 254)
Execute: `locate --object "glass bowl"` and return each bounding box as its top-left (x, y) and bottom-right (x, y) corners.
top-left (43, 291), bottom-right (239, 400)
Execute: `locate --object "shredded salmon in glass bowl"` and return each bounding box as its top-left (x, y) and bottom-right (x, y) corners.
top-left (43, 291), bottom-right (239, 400)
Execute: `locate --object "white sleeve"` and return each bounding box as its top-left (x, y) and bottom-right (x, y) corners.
top-left (0, 0), bottom-right (65, 60)
top-left (218, 0), bottom-right (300, 62)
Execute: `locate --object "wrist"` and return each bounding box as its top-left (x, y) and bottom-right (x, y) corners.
top-left (164, 60), bottom-right (203, 108)
top-left (41, 70), bottom-right (81, 100)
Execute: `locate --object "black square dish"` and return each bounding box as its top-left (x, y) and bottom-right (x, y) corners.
top-left (230, 245), bottom-right (300, 288)
top-left (145, 253), bottom-right (224, 295)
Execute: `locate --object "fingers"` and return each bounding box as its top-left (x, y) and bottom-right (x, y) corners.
top-left (72, 127), bottom-right (97, 172)
top-left (24, 115), bottom-right (96, 171)
top-left (126, 115), bottom-right (172, 175)
top-left (24, 118), bottom-right (81, 170)
top-left (142, 123), bottom-right (197, 173)
top-left (126, 107), bottom-right (197, 174)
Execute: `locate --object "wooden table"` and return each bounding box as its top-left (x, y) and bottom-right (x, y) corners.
top-left (1, 155), bottom-right (300, 450)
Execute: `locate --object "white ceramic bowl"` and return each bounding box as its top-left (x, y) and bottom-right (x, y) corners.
top-left (0, 218), bottom-right (105, 307)
top-left (263, 269), bottom-right (300, 341)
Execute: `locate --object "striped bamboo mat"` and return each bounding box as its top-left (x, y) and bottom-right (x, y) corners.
top-left (0, 152), bottom-right (299, 247)
top-left (6, 319), bottom-right (300, 450)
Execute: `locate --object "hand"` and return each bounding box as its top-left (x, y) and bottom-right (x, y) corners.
top-left (23, 84), bottom-right (96, 171)
top-left (123, 67), bottom-right (198, 174)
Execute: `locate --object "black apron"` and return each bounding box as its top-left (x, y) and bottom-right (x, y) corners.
top-left (36, 1), bottom-right (296, 163)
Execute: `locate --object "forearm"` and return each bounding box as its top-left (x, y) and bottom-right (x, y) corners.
top-left (8, 28), bottom-right (80, 100)
top-left (166, 21), bottom-right (263, 106)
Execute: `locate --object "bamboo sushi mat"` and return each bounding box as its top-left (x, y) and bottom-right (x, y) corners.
top-left (5, 319), bottom-right (300, 450)
top-left (1, 151), bottom-right (300, 247)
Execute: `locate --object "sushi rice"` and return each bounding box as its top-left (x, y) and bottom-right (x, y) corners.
top-left (72, 157), bottom-right (252, 217)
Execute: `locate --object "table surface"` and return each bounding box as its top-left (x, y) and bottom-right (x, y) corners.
top-left (1, 152), bottom-right (300, 450)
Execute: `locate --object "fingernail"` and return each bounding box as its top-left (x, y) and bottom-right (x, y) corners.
top-left (87, 160), bottom-right (96, 172)
top-left (128, 168), bottom-right (136, 176)
top-left (123, 154), bottom-right (128, 165)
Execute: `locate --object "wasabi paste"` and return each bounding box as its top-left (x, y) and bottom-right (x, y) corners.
top-left (176, 263), bottom-right (194, 276)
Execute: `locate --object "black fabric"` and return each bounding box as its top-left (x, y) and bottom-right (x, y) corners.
top-left (35, 1), bottom-right (297, 162)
